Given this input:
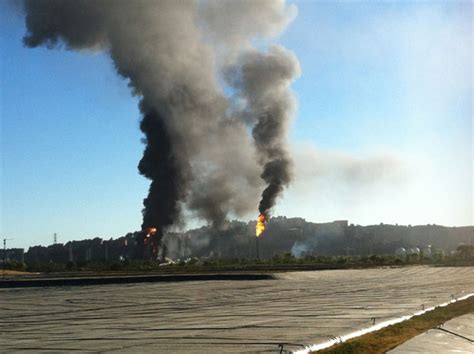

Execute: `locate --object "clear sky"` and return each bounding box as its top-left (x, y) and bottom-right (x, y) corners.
top-left (1, 1), bottom-right (472, 249)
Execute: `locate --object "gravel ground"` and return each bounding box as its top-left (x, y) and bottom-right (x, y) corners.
top-left (1, 266), bottom-right (473, 353)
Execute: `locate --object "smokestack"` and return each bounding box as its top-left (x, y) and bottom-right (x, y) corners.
top-left (21, 0), bottom-right (299, 231)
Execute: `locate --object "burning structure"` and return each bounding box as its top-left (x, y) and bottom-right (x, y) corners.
top-left (256, 214), bottom-right (267, 237)
top-left (21, 0), bottom-right (299, 256)
top-left (141, 227), bottom-right (160, 260)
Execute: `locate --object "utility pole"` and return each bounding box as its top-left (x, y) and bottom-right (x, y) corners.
top-left (2, 239), bottom-right (5, 278)
top-left (68, 243), bottom-right (73, 262)
top-left (3, 238), bottom-right (13, 278)
top-left (181, 236), bottom-right (186, 259)
top-left (248, 234), bottom-right (252, 259)
top-left (370, 230), bottom-right (375, 255)
top-left (104, 241), bottom-right (109, 262)
top-left (255, 236), bottom-right (260, 260)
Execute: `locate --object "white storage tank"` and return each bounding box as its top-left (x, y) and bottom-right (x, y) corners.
top-left (395, 247), bottom-right (407, 259)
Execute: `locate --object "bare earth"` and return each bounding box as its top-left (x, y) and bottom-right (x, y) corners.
top-left (1, 266), bottom-right (473, 353)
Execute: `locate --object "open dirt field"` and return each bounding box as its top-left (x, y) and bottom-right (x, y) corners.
top-left (1, 266), bottom-right (473, 353)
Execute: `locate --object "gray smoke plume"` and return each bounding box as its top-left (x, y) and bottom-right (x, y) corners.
top-left (226, 46), bottom-right (300, 217)
top-left (21, 0), bottom-right (299, 232)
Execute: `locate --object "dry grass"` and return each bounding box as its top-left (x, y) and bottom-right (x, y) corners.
top-left (315, 296), bottom-right (474, 354)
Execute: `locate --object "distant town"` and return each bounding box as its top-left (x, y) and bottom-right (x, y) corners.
top-left (2, 217), bottom-right (473, 273)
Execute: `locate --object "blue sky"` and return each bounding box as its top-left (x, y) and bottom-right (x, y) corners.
top-left (1, 1), bottom-right (472, 249)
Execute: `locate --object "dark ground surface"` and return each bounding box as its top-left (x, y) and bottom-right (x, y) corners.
top-left (1, 266), bottom-right (473, 353)
top-left (0, 273), bottom-right (274, 288)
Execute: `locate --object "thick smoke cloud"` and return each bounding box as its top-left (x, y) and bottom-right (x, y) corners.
top-left (226, 46), bottom-right (300, 216)
top-left (138, 108), bottom-right (184, 231)
top-left (22, 0), bottom-right (299, 232)
top-left (198, 0), bottom-right (297, 54)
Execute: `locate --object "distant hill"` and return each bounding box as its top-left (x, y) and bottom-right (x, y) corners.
top-left (15, 218), bottom-right (474, 264)
top-left (163, 217), bottom-right (473, 259)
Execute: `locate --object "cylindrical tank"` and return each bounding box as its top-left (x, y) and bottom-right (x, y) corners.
top-left (395, 247), bottom-right (406, 258)
top-left (422, 245), bottom-right (432, 258)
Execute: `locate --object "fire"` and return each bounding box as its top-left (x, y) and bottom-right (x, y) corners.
top-left (255, 213), bottom-right (266, 237)
top-left (145, 227), bottom-right (157, 236)
top-left (143, 227), bottom-right (157, 245)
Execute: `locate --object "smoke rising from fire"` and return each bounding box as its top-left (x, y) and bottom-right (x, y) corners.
top-left (225, 46), bottom-right (300, 216)
top-left (21, 0), bottom-right (299, 231)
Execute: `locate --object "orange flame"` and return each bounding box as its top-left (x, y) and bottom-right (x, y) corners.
top-left (256, 214), bottom-right (266, 237)
top-left (145, 227), bottom-right (157, 236)
top-left (144, 227), bottom-right (157, 244)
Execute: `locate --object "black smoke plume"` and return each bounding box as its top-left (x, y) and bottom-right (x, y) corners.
top-left (138, 108), bottom-right (183, 231)
top-left (226, 46), bottom-right (300, 217)
top-left (21, 0), bottom-right (299, 232)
